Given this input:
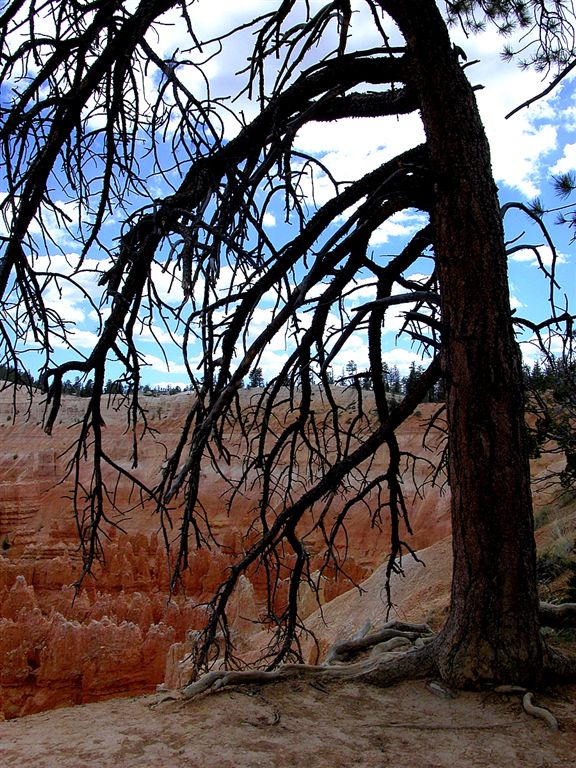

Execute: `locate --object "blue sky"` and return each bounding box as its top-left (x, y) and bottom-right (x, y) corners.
top-left (2, 1), bottom-right (575, 388)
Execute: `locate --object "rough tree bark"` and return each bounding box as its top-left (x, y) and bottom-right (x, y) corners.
top-left (383, 0), bottom-right (543, 687)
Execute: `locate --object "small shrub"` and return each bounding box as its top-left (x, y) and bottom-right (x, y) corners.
top-left (564, 562), bottom-right (576, 602)
top-left (533, 507), bottom-right (551, 529)
top-left (537, 551), bottom-right (569, 585)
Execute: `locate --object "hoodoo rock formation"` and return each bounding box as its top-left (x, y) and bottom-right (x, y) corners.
top-left (5, 385), bottom-right (565, 719)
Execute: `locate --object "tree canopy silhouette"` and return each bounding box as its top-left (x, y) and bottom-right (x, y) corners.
top-left (1, 0), bottom-right (575, 690)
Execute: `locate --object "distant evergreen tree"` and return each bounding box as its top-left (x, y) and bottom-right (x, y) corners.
top-left (431, 376), bottom-right (446, 403)
top-left (247, 366), bottom-right (265, 388)
top-left (389, 365), bottom-right (401, 395)
top-left (381, 363), bottom-right (390, 392)
top-left (526, 353), bottom-right (576, 491)
top-left (104, 379), bottom-right (124, 395)
top-left (360, 372), bottom-right (372, 390)
top-left (81, 379), bottom-right (94, 397)
top-left (344, 360), bottom-right (357, 385)
top-left (0, 364), bottom-right (33, 386)
top-left (403, 362), bottom-right (423, 398)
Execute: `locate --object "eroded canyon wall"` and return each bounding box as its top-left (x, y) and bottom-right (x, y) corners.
top-left (0, 387), bottom-right (451, 718)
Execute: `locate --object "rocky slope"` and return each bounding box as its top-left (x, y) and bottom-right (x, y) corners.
top-left (0, 384), bottom-right (571, 719)
top-left (0, 385), bottom-right (452, 718)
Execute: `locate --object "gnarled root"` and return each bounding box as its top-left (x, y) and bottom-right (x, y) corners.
top-left (543, 643), bottom-right (576, 683)
top-left (179, 621), bottom-right (438, 701)
top-left (539, 601), bottom-right (576, 629)
top-left (324, 620), bottom-right (434, 665)
top-left (160, 612), bottom-right (576, 707)
top-left (180, 644), bottom-right (437, 700)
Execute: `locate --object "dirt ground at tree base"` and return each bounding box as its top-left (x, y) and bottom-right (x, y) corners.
top-left (0, 679), bottom-right (575, 768)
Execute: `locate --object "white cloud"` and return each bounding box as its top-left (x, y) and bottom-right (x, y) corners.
top-left (293, 115), bottom-right (425, 208)
top-left (53, 328), bottom-right (101, 350)
top-left (509, 245), bottom-right (567, 268)
top-left (471, 74), bottom-right (557, 196)
top-left (149, 261), bottom-right (185, 306)
top-left (250, 16), bottom-right (566, 205)
top-left (369, 210), bottom-right (429, 246)
top-left (0, 195), bottom-right (85, 247)
top-left (561, 105), bottom-right (576, 132)
top-left (134, 323), bottom-right (184, 346)
top-left (519, 330), bottom-right (567, 366)
top-left (27, 253), bottom-right (108, 331)
top-left (382, 347), bottom-right (431, 373)
top-left (142, 353), bottom-right (189, 375)
top-left (510, 293), bottom-right (524, 311)
top-left (551, 143), bottom-right (576, 174)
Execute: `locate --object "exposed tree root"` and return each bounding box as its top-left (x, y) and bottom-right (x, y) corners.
top-left (538, 601), bottom-right (576, 685)
top-left (539, 602), bottom-right (576, 629)
top-left (178, 643), bottom-right (437, 700)
top-left (156, 610), bottom-right (576, 710)
top-left (175, 621), bottom-right (437, 701)
top-left (495, 686), bottom-right (560, 730)
top-left (543, 643), bottom-right (576, 683)
top-left (324, 620), bottom-right (434, 664)
top-left (522, 692), bottom-right (559, 731)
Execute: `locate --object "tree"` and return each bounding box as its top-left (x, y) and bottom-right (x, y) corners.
top-left (402, 362), bottom-right (421, 399)
top-left (388, 365), bottom-right (402, 396)
top-left (104, 379), bottom-right (124, 396)
top-left (247, 366), bottom-right (265, 389)
top-left (344, 360), bottom-right (358, 385)
top-left (1, 0), bottom-right (575, 693)
top-left (526, 349), bottom-right (576, 492)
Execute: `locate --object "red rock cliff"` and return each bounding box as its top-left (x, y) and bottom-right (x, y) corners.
top-left (0, 387), bottom-right (451, 719)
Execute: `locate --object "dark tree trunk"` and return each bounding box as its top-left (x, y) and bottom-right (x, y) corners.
top-left (382, 0), bottom-right (544, 687)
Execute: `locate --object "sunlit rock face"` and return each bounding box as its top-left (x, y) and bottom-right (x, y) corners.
top-left (0, 387), bottom-right (451, 719)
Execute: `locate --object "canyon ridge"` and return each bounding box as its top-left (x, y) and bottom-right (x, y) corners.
top-left (0, 385), bottom-right (573, 723)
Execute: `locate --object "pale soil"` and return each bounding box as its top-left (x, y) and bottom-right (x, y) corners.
top-left (1, 679), bottom-right (575, 768)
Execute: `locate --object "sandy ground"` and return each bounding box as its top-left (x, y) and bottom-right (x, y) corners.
top-left (1, 679), bottom-right (575, 768)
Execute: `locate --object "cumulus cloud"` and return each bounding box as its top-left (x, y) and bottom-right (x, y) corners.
top-left (519, 329), bottom-right (567, 368)
top-left (142, 353), bottom-right (189, 375)
top-left (0, 195), bottom-right (86, 248)
top-left (551, 143), bottom-right (576, 174)
top-left (509, 245), bottom-right (568, 268)
top-left (134, 2), bottom-right (567, 206)
top-left (369, 210), bottom-right (429, 246)
top-left (52, 328), bottom-right (101, 350)
top-left (27, 253), bottom-right (108, 329)
top-left (134, 323), bottom-right (184, 346)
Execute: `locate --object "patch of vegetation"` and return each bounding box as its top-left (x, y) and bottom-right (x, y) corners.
top-left (525, 355), bottom-right (576, 493)
top-left (564, 562), bottom-right (576, 603)
top-left (537, 551), bottom-right (570, 585)
top-left (533, 506), bottom-right (551, 529)
top-left (541, 626), bottom-right (576, 645)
